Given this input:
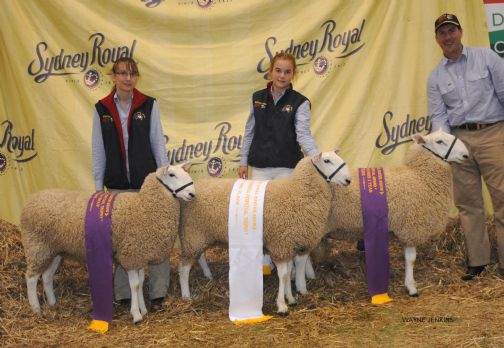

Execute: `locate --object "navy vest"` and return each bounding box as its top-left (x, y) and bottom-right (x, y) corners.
top-left (248, 85), bottom-right (308, 168)
top-left (95, 89), bottom-right (157, 189)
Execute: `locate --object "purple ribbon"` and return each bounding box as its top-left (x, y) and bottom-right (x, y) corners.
top-left (85, 191), bottom-right (117, 323)
top-left (358, 168), bottom-right (389, 297)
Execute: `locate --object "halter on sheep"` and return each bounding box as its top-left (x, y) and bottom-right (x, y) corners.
top-left (308, 130), bottom-right (469, 299)
top-left (22, 163), bottom-right (195, 330)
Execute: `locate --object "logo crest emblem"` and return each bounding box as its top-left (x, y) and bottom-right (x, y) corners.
top-left (207, 157), bottom-right (223, 177)
top-left (197, 0), bottom-right (213, 8)
top-left (83, 69), bottom-right (101, 89)
top-left (254, 101), bottom-right (267, 109)
top-left (282, 105), bottom-right (293, 113)
top-left (313, 56), bottom-right (329, 75)
top-left (133, 112), bottom-right (146, 121)
top-left (101, 115), bottom-right (114, 123)
top-left (0, 152), bottom-right (7, 175)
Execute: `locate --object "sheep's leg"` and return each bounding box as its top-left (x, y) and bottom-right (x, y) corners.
top-left (42, 255), bottom-right (62, 306)
top-left (198, 253), bottom-right (213, 280)
top-left (294, 254), bottom-right (309, 294)
top-left (179, 260), bottom-right (194, 299)
top-left (26, 273), bottom-right (41, 314)
top-left (127, 269), bottom-right (143, 324)
top-left (305, 256), bottom-right (316, 279)
top-left (138, 268), bottom-right (147, 316)
top-left (404, 246), bottom-right (418, 297)
top-left (285, 260), bottom-right (296, 305)
top-left (275, 260), bottom-right (290, 315)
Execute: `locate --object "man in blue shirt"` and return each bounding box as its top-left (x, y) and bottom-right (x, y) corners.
top-left (428, 14), bottom-right (504, 280)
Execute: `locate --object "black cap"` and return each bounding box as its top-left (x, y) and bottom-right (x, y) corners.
top-left (435, 13), bottom-right (461, 32)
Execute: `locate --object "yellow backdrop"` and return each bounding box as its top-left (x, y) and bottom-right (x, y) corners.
top-left (0, 0), bottom-right (490, 224)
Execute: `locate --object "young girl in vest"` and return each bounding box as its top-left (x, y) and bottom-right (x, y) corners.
top-left (238, 52), bottom-right (319, 272)
top-left (91, 57), bottom-right (168, 309)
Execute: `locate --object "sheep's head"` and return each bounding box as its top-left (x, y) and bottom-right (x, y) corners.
top-left (155, 163), bottom-right (195, 201)
top-left (412, 130), bottom-right (469, 163)
top-left (312, 150), bottom-right (352, 186)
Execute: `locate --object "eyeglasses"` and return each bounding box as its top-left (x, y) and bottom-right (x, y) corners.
top-left (114, 71), bottom-right (139, 78)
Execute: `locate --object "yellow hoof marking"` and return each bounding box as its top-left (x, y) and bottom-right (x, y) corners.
top-left (88, 319), bottom-right (109, 334)
top-left (233, 315), bottom-right (273, 325)
top-left (371, 293), bottom-right (393, 305)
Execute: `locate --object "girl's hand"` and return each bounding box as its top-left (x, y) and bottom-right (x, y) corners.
top-left (238, 166), bottom-right (248, 179)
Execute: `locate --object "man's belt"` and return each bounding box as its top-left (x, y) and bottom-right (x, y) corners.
top-left (454, 121), bottom-right (500, 131)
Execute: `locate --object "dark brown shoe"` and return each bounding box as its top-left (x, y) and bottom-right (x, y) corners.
top-left (150, 297), bottom-right (164, 311)
top-left (461, 265), bottom-right (486, 281)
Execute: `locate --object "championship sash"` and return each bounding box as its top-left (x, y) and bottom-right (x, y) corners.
top-left (358, 168), bottom-right (392, 305)
top-left (84, 191), bottom-right (117, 333)
top-left (228, 179), bottom-right (272, 324)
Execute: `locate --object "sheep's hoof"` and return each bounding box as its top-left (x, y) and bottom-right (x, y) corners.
top-left (289, 302), bottom-right (298, 307)
top-left (134, 318), bottom-right (143, 325)
top-left (277, 311), bottom-right (289, 317)
top-left (409, 292), bottom-right (419, 297)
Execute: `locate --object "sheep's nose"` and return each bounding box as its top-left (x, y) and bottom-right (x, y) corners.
top-left (346, 179), bottom-right (351, 185)
top-left (463, 154), bottom-right (469, 159)
top-left (189, 192), bottom-right (195, 198)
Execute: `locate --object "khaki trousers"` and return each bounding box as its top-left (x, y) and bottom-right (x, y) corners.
top-left (114, 260), bottom-right (170, 300)
top-left (452, 122), bottom-right (504, 267)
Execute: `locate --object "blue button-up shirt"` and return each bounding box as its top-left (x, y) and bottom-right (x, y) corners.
top-left (428, 46), bottom-right (504, 132)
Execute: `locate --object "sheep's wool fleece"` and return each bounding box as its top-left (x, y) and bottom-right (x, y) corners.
top-left (328, 144), bottom-right (452, 246)
top-left (180, 157), bottom-right (333, 263)
top-left (20, 173), bottom-right (180, 276)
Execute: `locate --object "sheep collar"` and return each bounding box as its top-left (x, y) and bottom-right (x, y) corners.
top-left (311, 160), bottom-right (347, 183)
top-left (422, 136), bottom-right (458, 161)
top-left (156, 177), bottom-right (194, 198)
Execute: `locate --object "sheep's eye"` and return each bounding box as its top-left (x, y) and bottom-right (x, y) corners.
top-left (436, 140), bottom-right (445, 145)
top-left (169, 173), bottom-right (175, 177)
top-left (324, 159), bottom-right (330, 163)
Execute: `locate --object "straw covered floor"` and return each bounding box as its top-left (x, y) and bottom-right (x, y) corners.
top-left (1, 218), bottom-right (504, 347)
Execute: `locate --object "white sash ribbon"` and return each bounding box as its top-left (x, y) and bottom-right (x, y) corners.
top-left (228, 179), bottom-right (270, 323)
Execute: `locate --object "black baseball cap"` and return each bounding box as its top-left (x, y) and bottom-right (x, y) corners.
top-left (435, 13), bottom-right (461, 32)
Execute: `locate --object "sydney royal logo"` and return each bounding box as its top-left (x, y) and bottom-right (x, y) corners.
top-left (27, 33), bottom-right (136, 85)
top-left (257, 19), bottom-right (366, 79)
top-left (375, 111), bottom-right (432, 155)
top-left (0, 120), bottom-right (38, 174)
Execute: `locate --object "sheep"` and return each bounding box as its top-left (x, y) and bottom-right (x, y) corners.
top-left (302, 130), bottom-right (469, 297)
top-left (20, 163), bottom-right (195, 324)
top-left (178, 151), bottom-right (352, 315)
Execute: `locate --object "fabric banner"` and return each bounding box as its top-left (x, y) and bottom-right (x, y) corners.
top-left (0, 0), bottom-right (491, 224)
top-left (485, 0), bottom-right (504, 57)
top-left (228, 179), bottom-right (270, 323)
top-left (85, 191), bottom-right (117, 324)
top-left (359, 168), bottom-right (390, 300)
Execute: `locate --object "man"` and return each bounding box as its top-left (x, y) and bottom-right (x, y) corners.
top-left (428, 14), bottom-right (504, 280)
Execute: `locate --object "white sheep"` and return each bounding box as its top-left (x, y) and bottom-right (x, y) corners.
top-left (303, 130), bottom-right (469, 297)
top-left (178, 151), bottom-right (351, 315)
top-left (20, 163), bottom-right (194, 324)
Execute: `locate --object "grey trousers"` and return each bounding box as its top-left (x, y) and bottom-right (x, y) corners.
top-left (452, 122), bottom-right (504, 268)
top-left (114, 259), bottom-right (170, 300)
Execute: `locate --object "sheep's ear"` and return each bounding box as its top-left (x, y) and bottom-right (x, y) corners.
top-left (313, 152), bottom-right (322, 161)
top-left (412, 134), bottom-right (425, 144)
top-left (182, 162), bottom-right (192, 171)
top-left (333, 148), bottom-right (341, 155)
top-left (156, 165), bottom-right (169, 178)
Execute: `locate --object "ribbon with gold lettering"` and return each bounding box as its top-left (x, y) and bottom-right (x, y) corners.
top-left (358, 168), bottom-right (392, 305)
top-left (228, 179), bottom-right (272, 324)
top-left (85, 191), bottom-right (117, 333)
